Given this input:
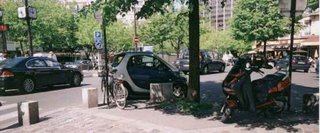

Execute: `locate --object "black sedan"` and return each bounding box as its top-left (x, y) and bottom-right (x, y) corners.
top-left (0, 57), bottom-right (83, 94)
top-left (174, 50), bottom-right (226, 74)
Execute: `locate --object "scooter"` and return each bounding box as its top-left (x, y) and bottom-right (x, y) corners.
top-left (220, 55), bottom-right (290, 123)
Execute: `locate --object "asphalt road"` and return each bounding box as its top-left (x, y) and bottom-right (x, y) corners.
top-left (0, 66), bottom-right (318, 127)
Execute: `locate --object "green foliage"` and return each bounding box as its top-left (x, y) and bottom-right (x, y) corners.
top-left (200, 22), bottom-right (252, 54)
top-left (106, 22), bottom-right (134, 52)
top-left (2, 0), bottom-right (79, 52)
top-left (140, 9), bottom-right (188, 54)
top-left (308, 0), bottom-right (319, 11)
top-left (75, 14), bottom-right (100, 49)
top-left (159, 100), bottom-right (213, 115)
top-left (231, 0), bottom-right (290, 43)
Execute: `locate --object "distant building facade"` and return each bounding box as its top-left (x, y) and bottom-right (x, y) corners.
top-left (254, 9), bottom-right (320, 59)
top-left (204, 0), bottom-right (236, 31)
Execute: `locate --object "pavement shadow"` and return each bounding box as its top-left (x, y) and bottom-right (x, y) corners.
top-left (0, 116), bottom-right (51, 132)
top-left (0, 123), bottom-right (20, 132)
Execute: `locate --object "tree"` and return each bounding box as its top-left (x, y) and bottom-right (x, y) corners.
top-left (140, 10), bottom-right (188, 57)
top-left (231, 0), bottom-right (289, 58)
top-left (309, 0), bottom-right (319, 11)
top-left (2, 0), bottom-right (79, 53)
top-left (106, 22), bottom-right (134, 52)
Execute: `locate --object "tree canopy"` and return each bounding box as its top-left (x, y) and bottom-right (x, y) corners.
top-left (231, 0), bottom-right (290, 43)
top-left (2, 0), bottom-right (79, 52)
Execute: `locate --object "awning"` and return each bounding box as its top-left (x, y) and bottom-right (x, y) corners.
top-left (301, 42), bottom-right (319, 46)
top-left (301, 37), bottom-right (319, 46)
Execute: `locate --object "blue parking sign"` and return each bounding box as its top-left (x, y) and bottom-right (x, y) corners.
top-left (94, 31), bottom-right (102, 49)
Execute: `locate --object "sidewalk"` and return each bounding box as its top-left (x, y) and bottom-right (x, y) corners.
top-left (1, 103), bottom-right (318, 133)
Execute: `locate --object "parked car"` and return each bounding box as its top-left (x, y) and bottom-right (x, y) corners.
top-left (110, 52), bottom-right (188, 98)
top-left (173, 49), bottom-right (226, 74)
top-left (275, 55), bottom-right (310, 72)
top-left (64, 60), bottom-right (92, 70)
top-left (0, 57), bottom-right (83, 94)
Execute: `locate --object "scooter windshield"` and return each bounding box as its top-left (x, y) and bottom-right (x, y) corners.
top-left (223, 57), bottom-right (247, 89)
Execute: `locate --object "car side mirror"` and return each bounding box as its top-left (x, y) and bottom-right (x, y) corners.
top-left (110, 69), bottom-right (117, 74)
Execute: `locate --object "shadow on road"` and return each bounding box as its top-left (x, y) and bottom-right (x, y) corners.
top-left (0, 84), bottom-right (90, 97)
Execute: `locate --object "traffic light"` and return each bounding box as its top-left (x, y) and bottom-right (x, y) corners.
top-left (221, 0), bottom-right (227, 8)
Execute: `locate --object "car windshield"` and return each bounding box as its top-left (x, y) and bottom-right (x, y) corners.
top-left (0, 57), bottom-right (25, 68)
top-left (153, 54), bottom-right (179, 71)
top-left (112, 54), bottom-right (125, 67)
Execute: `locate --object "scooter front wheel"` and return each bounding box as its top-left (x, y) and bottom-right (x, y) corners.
top-left (221, 106), bottom-right (233, 123)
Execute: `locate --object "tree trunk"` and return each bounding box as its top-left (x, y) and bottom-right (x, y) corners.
top-left (19, 40), bottom-right (25, 56)
top-left (263, 40), bottom-right (267, 60)
top-left (187, 0), bottom-right (200, 103)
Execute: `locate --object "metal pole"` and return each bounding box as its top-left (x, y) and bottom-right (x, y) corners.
top-left (25, 0), bottom-right (33, 56)
top-left (0, 18), bottom-right (6, 53)
top-left (1, 31), bottom-right (6, 54)
top-left (133, 7), bottom-right (137, 51)
top-left (288, 0), bottom-right (296, 111)
top-left (102, 14), bottom-right (109, 106)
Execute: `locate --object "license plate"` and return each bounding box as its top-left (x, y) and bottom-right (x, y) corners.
top-left (298, 62), bottom-right (305, 64)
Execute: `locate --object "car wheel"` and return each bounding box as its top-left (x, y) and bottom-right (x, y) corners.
top-left (70, 73), bottom-right (82, 87)
top-left (21, 78), bottom-right (35, 93)
top-left (173, 84), bottom-right (187, 98)
top-left (219, 65), bottom-right (225, 72)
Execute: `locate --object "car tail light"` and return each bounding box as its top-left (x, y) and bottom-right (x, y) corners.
top-left (0, 71), bottom-right (14, 77)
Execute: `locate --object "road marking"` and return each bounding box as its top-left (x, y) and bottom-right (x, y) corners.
top-left (0, 103), bottom-right (16, 112)
top-left (0, 106), bottom-right (42, 123)
top-left (0, 111), bottom-right (17, 122)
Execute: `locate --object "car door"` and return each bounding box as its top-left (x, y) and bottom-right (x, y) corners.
top-left (127, 55), bottom-right (152, 90)
top-left (152, 57), bottom-right (174, 83)
top-left (44, 58), bottom-right (67, 84)
top-left (26, 58), bottom-right (53, 87)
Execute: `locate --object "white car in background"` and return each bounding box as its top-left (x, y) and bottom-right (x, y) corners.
top-left (33, 52), bottom-right (57, 61)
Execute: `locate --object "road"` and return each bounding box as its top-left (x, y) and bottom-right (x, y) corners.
top-left (0, 66), bottom-right (318, 128)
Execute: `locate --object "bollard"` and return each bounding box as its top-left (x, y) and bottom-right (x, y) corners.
top-left (17, 101), bottom-right (39, 126)
top-left (82, 88), bottom-right (98, 108)
top-left (150, 83), bottom-right (173, 102)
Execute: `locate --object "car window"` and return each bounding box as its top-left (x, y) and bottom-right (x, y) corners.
top-left (112, 54), bottom-right (125, 67)
top-left (294, 56), bottom-right (307, 61)
top-left (128, 55), bottom-right (170, 71)
top-left (0, 58), bottom-right (25, 68)
top-left (128, 55), bottom-right (152, 67)
top-left (44, 59), bottom-right (60, 67)
top-left (26, 59), bottom-right (47, 68)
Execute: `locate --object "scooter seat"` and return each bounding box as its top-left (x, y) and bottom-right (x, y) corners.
top-left (261, 73), bottom-right (286, 83)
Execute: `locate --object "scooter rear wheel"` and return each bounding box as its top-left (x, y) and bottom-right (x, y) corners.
top-left (270, 99), bottom-right (286, 114)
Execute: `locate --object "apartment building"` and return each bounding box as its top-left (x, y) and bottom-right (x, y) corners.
top-left (205, 0), bottom-right (236, 31)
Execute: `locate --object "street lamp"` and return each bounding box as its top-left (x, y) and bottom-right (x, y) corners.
top-left (279, 0), bottom-right (307, 111)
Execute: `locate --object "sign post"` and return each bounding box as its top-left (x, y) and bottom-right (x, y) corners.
top-left (94, 31), bottom-right (103, 73)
